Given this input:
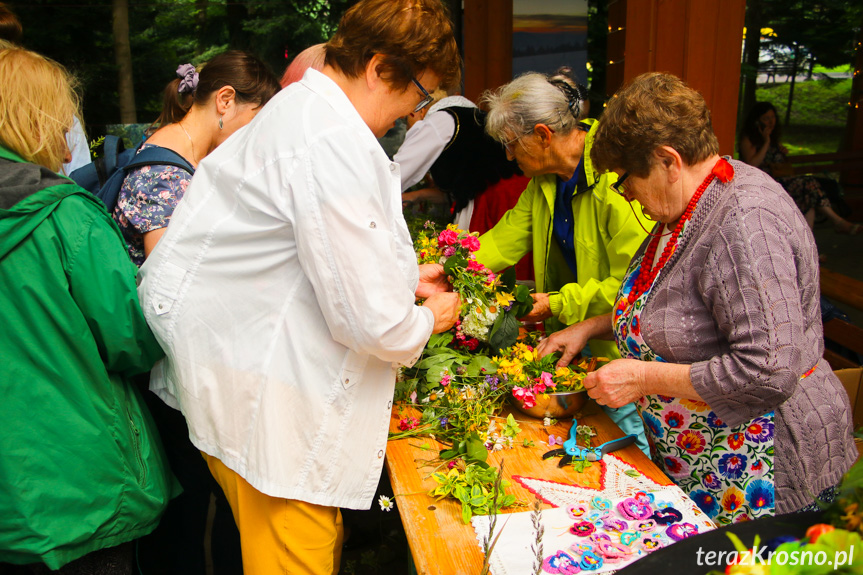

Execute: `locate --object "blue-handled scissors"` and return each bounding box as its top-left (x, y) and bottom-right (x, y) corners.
top-left (543, 418), bottom-right (637, 467)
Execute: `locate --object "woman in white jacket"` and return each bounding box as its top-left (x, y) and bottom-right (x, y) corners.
top-left (138, 0), bottom-right (461, 572)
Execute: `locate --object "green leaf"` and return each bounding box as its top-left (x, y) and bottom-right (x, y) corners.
top-left (500, 267), bottom-right (516, 292)
top-left (427, 332), bottom-right (454, 348)
top-left (624, 469), bottom-right (640, 478)
top-left (461, 502), bottom-right (473, 524)
top-left (466, 355), bottom-right (496, 377)
top-left (443, 253), bottom-right (468, 277)
top-left (465, 437), bottom-right (489, 463)
top-left (488, 312), bottom-right (520, 354)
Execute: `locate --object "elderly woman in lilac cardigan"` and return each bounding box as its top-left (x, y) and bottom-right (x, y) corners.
top-left (537, 72), bottom-right (856, 525)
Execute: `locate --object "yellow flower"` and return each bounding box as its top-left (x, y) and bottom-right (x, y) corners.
top-left (495, 291), bottom-right (515, 308)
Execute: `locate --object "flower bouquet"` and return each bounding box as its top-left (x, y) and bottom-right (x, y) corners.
top-left (414, 222), bottom-right (533, 353)
top-left (493, 341), bottom-right (608, 415)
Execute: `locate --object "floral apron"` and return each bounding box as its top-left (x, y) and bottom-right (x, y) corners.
top-left (612, 228), bottom-right (775, 525)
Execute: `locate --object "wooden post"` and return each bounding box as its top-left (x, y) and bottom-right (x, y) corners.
top-left (605, 0), bottom-right (746, 157)
top-left (463, 0), bottom-right (513, 104)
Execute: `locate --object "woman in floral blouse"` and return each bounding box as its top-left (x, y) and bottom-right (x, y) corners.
top-left (538, 73), bottom-right (855, 524)
top-left (115, 51), bottom-right (279, 266)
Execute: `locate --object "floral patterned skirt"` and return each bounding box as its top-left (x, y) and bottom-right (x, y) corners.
top-left (613, 251), bottom-right (776, 525)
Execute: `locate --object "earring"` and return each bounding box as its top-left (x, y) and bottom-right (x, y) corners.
top-left (219, 115), bottom-right (224, 130)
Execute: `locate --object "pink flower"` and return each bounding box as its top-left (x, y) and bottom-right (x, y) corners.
top-left (438, 229), bottom-right (459, 247)
top-left (533, 380), bottom-right (547, 394)
top-left (548, 434), bottom-right (564, 446)
top-left (409, 391), bottom-right (417, 404)
top-left (443, 246), bottom-right (456, 257)
top-left (467, 260), bottom-right (488, 274)
top-left (460, 235), bottom-right (481, 252)
top-left (512, 386), bottom-right (527, 401)
top-left (541, 372), bottom-right (554, 388)
top-left (398, 417), bottom-right (418, 431)
top-left (522, 391), bottom-right (537, 408)
top-left (441, 374), bottom-right (452, 387)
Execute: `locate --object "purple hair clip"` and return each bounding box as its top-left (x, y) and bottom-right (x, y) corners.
top-left (176, 63), bottom-right (199, 94)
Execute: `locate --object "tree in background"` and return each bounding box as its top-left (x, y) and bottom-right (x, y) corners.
top-left (738, 0), bottom-right (862, 129)
top-left (10, 0), bottom-right (353, 136)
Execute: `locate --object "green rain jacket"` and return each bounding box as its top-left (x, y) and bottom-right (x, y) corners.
top-left (476, 119), bottom-right (651, 359)
top-left (475, 120), bottom-right (652, 454)
top-left (0, 146), bottom-right (177, 569)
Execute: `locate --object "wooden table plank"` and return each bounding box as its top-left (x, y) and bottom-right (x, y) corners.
top-left (385, 400), bottom-right (672, 575)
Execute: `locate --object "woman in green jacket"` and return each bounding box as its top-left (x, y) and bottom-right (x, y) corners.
top-left (0, 45), bottom-right (176, 572)
top-left (476, 68), bottom-right (651, 454)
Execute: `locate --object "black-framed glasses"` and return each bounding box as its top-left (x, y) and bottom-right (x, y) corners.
top-left (411, 76), bottom-right (433, 113)
top-left (611, 172), bottom-right (629, 196)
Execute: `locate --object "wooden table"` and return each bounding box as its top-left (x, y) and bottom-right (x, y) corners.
top-left (385, 400), bottom-right (673, 575)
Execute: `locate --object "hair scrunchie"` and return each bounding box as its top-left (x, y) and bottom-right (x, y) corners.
top-left (176, 63), bottom-right (199, 94)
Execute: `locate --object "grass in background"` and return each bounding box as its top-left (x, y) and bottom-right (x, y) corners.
top-left (754, 77), bottom-right (853, 155)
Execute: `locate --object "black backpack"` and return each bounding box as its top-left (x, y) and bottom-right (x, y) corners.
top-left (69, 135), bottom-right (195, 213)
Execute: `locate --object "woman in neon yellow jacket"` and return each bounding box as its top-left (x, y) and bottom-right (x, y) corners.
top-left (475, 68), bottom-right (651, 455)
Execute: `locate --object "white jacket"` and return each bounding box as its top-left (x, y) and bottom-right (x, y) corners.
top-left (138, 69), bottom-right (434, 509)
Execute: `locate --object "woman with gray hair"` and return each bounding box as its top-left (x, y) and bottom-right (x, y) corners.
top-left (473, 67), bottom-right (651, 455)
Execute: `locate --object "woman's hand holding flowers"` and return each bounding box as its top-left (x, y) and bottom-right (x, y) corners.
top-left (536, 314), bottom-right (615, 368)
top-left (416, 263), bottom-right (451, 299)
top-left (582, 359), bottom-right (648, 408)
top-left (422, 292), bottom-right (461, 334)
top-left (518, 292), bottom-right (553, 323)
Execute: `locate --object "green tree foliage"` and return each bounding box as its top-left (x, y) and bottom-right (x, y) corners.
top-left (10, 0), bottom-right (354, 135)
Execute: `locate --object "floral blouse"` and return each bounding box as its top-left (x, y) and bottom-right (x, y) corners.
top-left (113, 144), bottom-right (193, 266)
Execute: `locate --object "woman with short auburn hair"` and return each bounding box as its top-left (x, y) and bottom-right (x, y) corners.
top-left (137, 0), bottom-right (462, 572)
top-left (0, 45), bottom-right (174, 571)
top-left (325, 0), bottom-right (460, 92)
top-left (540, 72), bottom-right (855, 523)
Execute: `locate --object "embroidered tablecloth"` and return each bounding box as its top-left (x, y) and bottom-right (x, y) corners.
top-left (472, 455), bottom-right (715, 574)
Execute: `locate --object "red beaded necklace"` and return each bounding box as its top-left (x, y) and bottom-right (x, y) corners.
top-left (627, 157), bottom-right (734, 304)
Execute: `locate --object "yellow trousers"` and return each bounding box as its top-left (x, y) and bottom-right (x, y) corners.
top-left (204, 453), bottom-right (344, 574)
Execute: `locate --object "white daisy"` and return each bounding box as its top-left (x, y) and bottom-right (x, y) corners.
top-left (378, 495), bottom-right (395, 512)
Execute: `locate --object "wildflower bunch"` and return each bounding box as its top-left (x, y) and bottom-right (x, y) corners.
top-left (413, 223), bottom-right (532, 351)
top-left (493, 343), bottom-right (608, 409)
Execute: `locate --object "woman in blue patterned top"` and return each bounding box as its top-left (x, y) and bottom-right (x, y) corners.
top-left (114, 51), bottom-right (279, 266)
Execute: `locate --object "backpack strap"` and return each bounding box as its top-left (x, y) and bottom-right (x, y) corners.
top-left (97, 145), bottom-right (195, 214)
top-left (125, 146), bottom-right (195, 175)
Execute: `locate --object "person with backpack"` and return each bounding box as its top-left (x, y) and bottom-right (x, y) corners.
top-left (0, 44), bottom-right (177, 573)
top-left (115, 51), bottom-right (279, 575)
top-left (114, 50), bottom-right (280, 266)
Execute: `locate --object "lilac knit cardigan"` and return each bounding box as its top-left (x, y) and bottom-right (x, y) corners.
top-left (638, 159), bottom-right (856, 514)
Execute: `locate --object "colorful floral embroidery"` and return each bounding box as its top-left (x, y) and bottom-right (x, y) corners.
top-left (614, 247), bottom-right (775, 525)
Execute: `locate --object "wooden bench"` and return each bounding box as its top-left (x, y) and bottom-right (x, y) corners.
top-left (786, 150), bottom-right (863, 178)
top-left (821, 267), bottom-right (863, 369)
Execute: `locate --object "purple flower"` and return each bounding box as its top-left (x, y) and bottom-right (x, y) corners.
top-left (702, 472), bottom-right (722, 490)
top-left (744, 417), bottom-right (774, 443)
top-left (718, 452), bottom-right (748, 479)
top-left (439, 416), bottom-right (449, 427)
top-left (706, 411), bottom-right (727, 428)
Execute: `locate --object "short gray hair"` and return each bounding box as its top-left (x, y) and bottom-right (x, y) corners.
top-left (481, 68), bottom-right (586, 142)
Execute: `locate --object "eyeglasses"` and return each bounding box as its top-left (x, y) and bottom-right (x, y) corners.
top-left (502, 133), bottom-right (527, 155)
top-left (611, 172), bottom-right (629, 196)
top-left (411, 76), bottom-right (433, 113)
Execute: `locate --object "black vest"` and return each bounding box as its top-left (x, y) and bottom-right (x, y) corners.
top-left (428, 107), bottom-right (522, 213)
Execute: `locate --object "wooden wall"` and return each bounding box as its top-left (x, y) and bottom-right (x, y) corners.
top-left (606, 0), bottom-right (746, 157)
top-left (462, 0), bottom-right (513, 104)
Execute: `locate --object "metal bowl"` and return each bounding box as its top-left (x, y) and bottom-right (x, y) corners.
top-left (511, 390), bottom-right (587, 419)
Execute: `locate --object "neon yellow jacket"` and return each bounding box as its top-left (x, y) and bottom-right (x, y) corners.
top-left (476, 119), bottom-right (651, 359)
